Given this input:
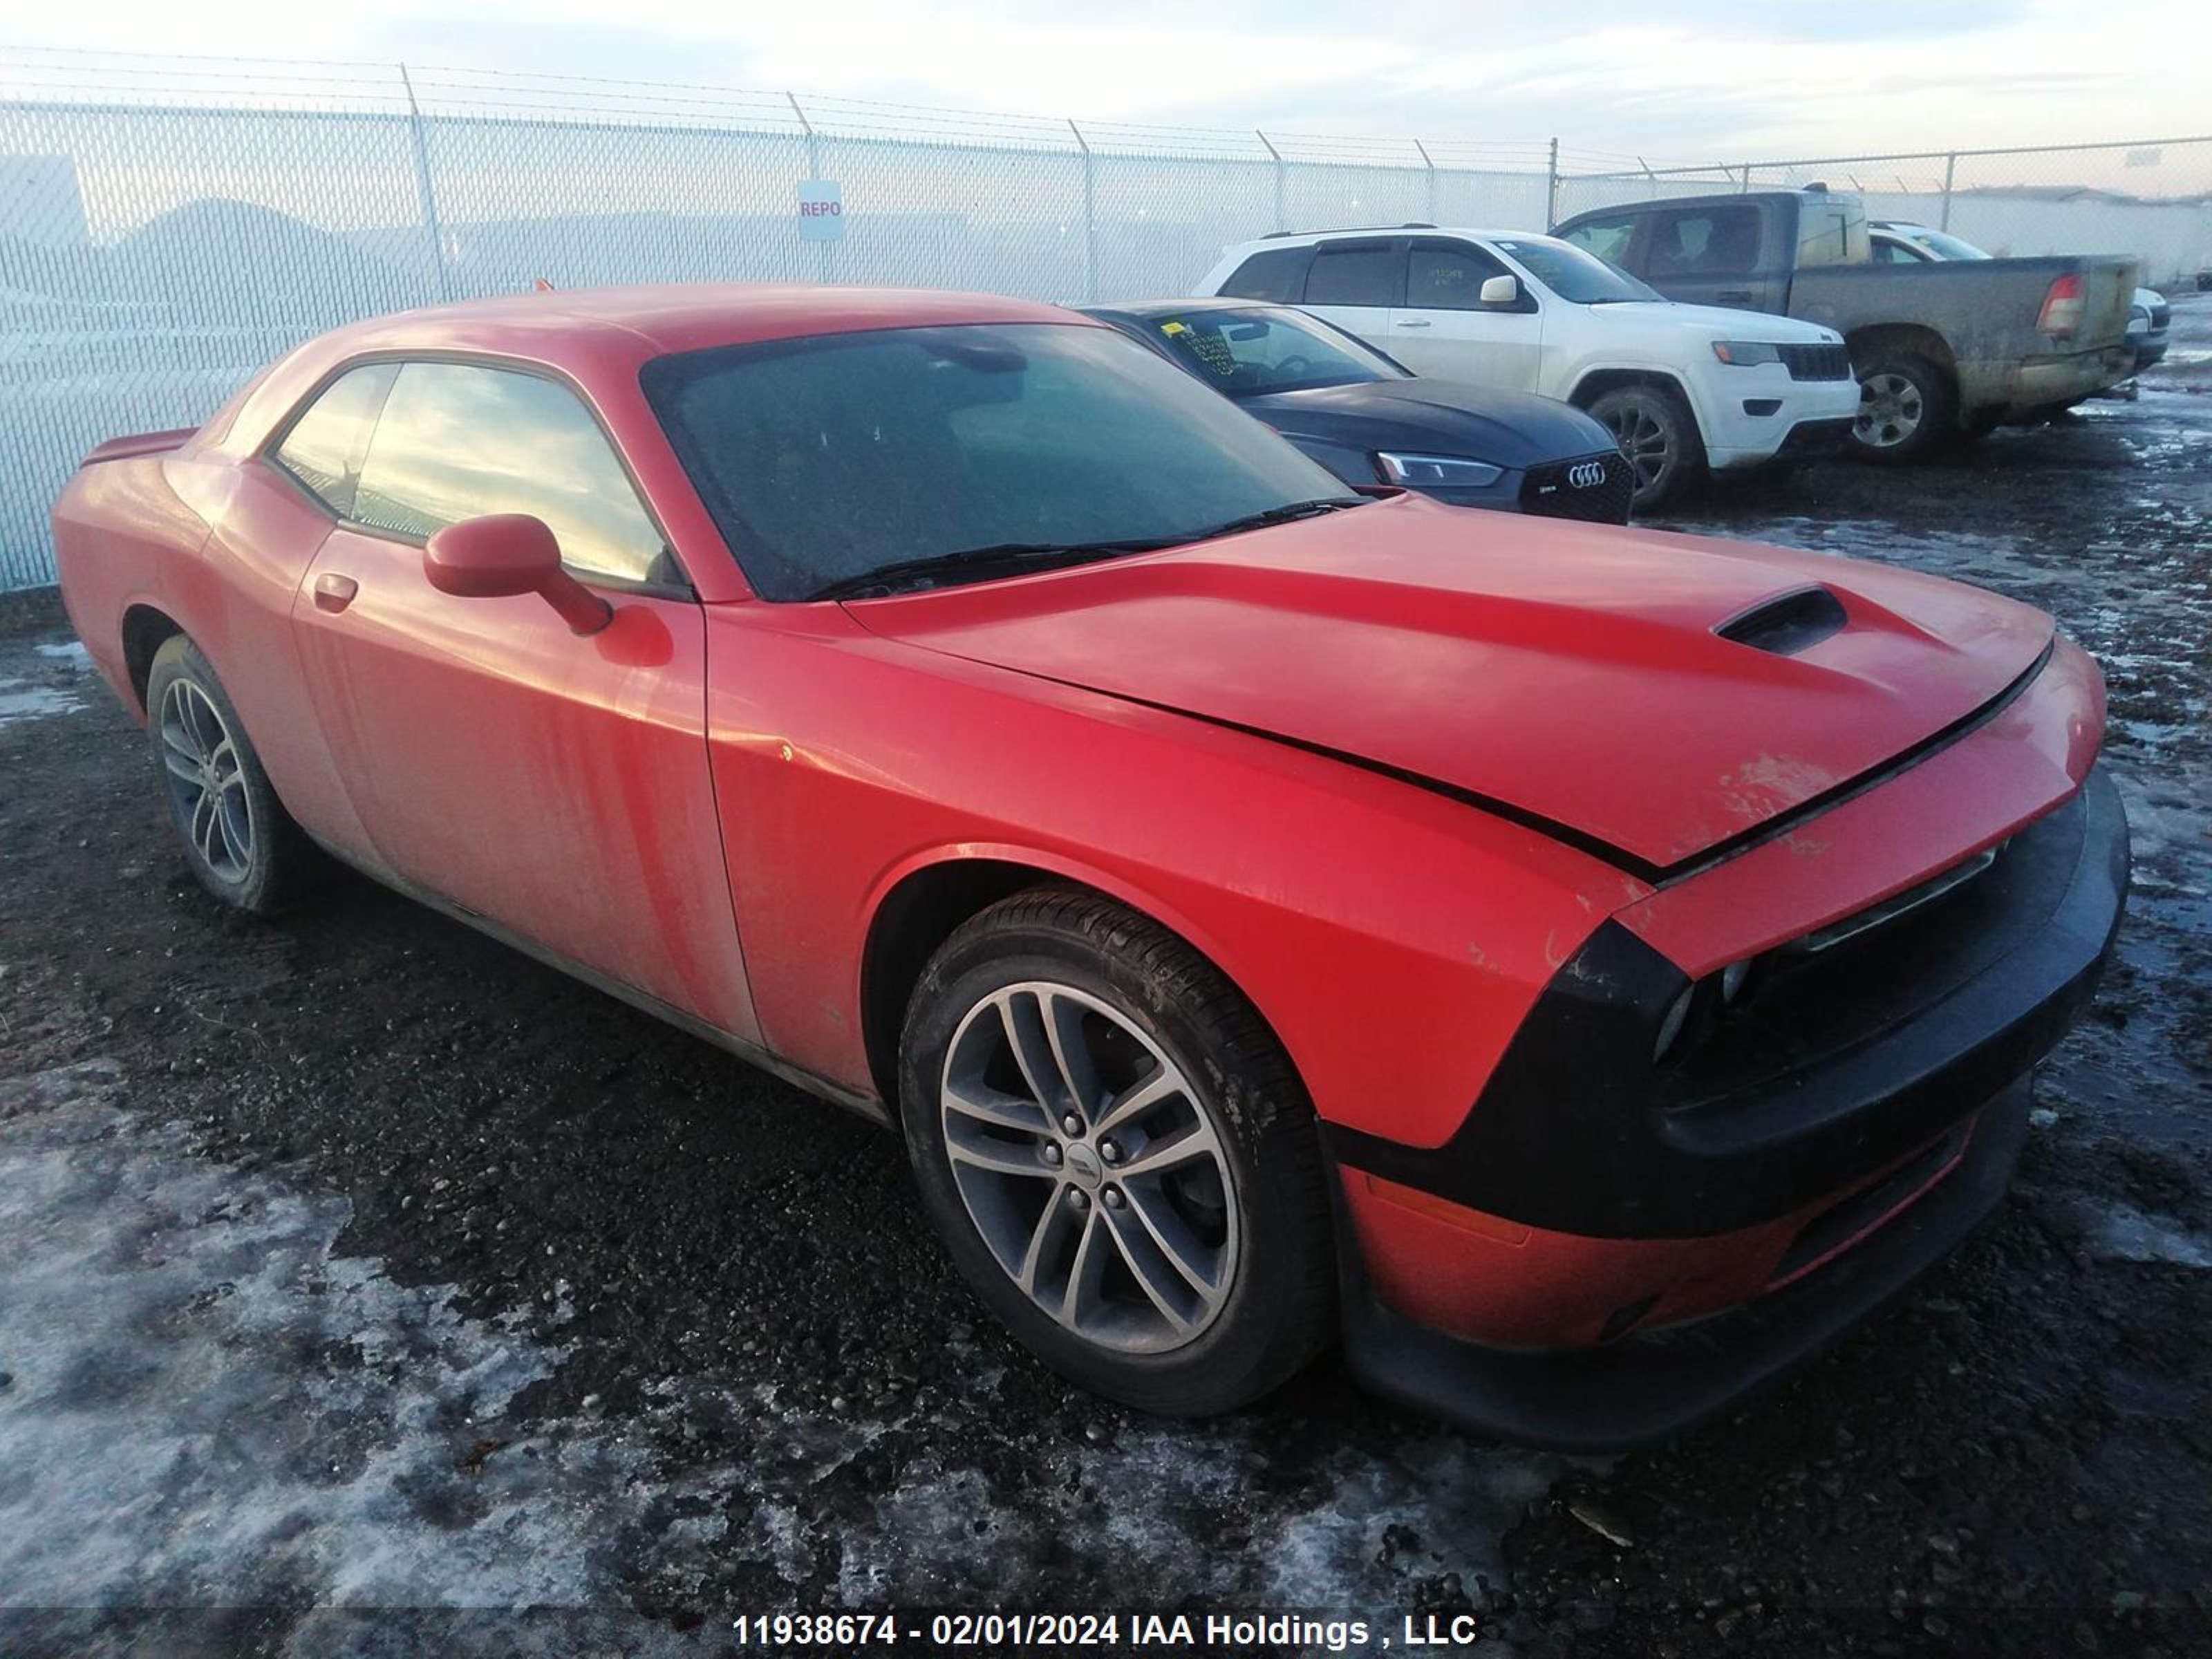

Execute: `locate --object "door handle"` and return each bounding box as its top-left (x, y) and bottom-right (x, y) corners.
top-left (1716, 289), bottom-right (1754, 303)
top-left (313, 572), bottom-right (359, 614)
top-left (1395, 317), bottom-right (1432, 328)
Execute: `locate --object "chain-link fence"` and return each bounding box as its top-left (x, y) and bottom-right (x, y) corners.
top-left (4, 48), bottom-right (2210, 590)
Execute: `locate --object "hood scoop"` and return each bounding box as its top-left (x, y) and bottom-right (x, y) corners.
top-left (1715, 585), bottom-right (1848, 657)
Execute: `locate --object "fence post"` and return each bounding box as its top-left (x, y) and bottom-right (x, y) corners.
top-left (1070, 119), bottom-right (1098, 303)
top-left (1257, 130), bottom-right (1285, 232)
top-left (1546, 137), bottom-right (1559, 227)
top-left (397, 64), bottom-right (453, 301)
top-left (1415, 139), bottom-right (1437, 223)
top-left (788, 91), bottom-right (832, 281)
top-left (1940, 151), bottom-right (1958, 230)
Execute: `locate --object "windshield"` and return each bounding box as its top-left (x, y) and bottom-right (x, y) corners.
top-left (1492, 238), bottom-right (1662, 304)
top-left (642, 323), bottom-right (1356, 602)
top-left (1893, 225), bottom-right (1991, 261)
top-left (1125, 305), bottom-right (1403, 395)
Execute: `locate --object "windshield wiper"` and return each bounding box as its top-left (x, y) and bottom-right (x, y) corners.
top-left (808, 538), bottom-right (1183, 601)
top-left (809, 497), bottom-right (1369, 600)
top-left (1192, 496), bottom-right (1369, 539)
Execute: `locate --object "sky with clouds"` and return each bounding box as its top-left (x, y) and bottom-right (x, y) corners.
top-left (14, 1), bottom-right (2210, 164)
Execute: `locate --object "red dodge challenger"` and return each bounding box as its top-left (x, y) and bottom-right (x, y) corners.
top-left (53, 285), bottom-right (2127, 1450)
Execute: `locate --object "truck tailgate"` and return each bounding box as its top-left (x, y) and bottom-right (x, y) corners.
top-left (2070, 256), bottom-right (2139, 350)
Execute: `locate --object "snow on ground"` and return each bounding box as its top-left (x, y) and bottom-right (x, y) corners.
top-left (0, 1055), bottom-right (1563, 1650)
top-left (0, 1059), bottom-right (729, 1655)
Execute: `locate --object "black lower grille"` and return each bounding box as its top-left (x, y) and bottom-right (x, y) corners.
top-left (1521, 452), bottom-right (1634, 523)
top-left (1770, 1119), bottom-right (1971, 1286)
top-left (2147, 302), bottom-right (2171, 330)
top-left (1778, 342), bottom-right (1854, 381)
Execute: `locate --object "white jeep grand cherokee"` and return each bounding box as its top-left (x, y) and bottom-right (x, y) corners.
top-left (1198, 227), bottom-right (1861, 509)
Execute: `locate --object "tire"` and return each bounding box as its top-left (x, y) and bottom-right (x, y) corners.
top-left (898, 888), bottom-right (1335, 1416)
top-left (144, 635), bottom-right (308, 915)
top-left (1849, 351), bottom-right (1956, 462)
top-left (1586, 384), bottom-right (1703, 511)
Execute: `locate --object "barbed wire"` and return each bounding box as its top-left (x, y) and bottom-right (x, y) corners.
top-left (5, 43), bottom-right (2211, 188)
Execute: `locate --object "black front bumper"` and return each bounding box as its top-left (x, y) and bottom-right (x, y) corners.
top-left (1340, 1078), bottom-right (2032, 1452)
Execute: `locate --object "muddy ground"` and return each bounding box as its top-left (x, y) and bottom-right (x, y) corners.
top-left (2, 302), bottom-right (2208, 1658)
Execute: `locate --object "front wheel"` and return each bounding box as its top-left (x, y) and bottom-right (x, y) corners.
top-left (899, 889), bottom-right (1335, 1416)
top-left (1587, 384), bottom-right (1703, 511)
top-left (1850, 352), bottom-right (1957, 462)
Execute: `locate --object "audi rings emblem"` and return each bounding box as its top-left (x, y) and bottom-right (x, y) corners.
top-left (1568, 460), bottom-right (1609, 489)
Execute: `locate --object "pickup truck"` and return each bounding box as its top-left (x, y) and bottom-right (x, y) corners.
top-left (1552, 187), bottom-right (2140, 460)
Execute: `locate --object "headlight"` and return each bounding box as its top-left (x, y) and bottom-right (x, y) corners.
top-left (1710, 341), bottom-right (1785, 366)
top-left (1375, 451), bottom-right (1506, 488)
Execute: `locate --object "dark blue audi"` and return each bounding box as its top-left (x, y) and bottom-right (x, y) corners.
top-left (1081, 297), bottom-right (1633, 523)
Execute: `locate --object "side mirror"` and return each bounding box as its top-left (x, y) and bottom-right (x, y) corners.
top-left (423, 514), bottom-right (611, 636)
top-left (1479, 274), bottom-right (1521, 307)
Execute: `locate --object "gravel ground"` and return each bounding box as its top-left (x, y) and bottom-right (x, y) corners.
top-left (2, 300), bottom-right (2208, 1658)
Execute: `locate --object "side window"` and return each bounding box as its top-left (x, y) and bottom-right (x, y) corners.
top-left (1302, 244), bottom-right (1403, 308)
top-left (1219, 246), bottom-right (1311, 302)
top-left (1558, 214), bottom-right (1640, 270)
top-left (1797, 203), bottom-right (1866, 268)
top-left (1872, 237), bottom-right (1927, 265)
top-left (271, 362), bottom-right (397, 518)
top-left (1648, 206), bottom-right (1763, 279)
top-left (353, 362), bottom-right (669, 585)
top-left (1407, 242), bottom-right (1526, 310)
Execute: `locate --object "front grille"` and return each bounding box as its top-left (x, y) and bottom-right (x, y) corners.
top-left (1777, 342), bottom-right (1854, 381)
top-left (1521, 452), bottom-right (1634, 523)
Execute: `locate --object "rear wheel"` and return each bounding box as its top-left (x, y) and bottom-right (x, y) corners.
top-left (1849, 352), bottom-right (1956, 462)
top-left (1588, 384), bottom-right (1703, 510)
top-left (144, 635), bottom-right (308, 915)
top-left (899, 888), bottom-right (1334, 1416)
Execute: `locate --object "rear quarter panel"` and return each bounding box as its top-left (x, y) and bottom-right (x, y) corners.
top-left (52, 453), bottom-right (211, 713)
top-left (53, 436), bottom-right (373, 857)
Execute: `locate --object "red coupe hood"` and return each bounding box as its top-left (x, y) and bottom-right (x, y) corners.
top-left (847, 496), bottom-right (2054, 875)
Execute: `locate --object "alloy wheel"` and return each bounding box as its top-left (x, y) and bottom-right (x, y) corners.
top-left (937, 981), bottom-right (1239, 1354)
top-left (158, 678), bottom-right (253, 882)
top-left (1856, 371), bottom-right (1924, 449)
top-left (1602, 404), bottom-right (1673, 489)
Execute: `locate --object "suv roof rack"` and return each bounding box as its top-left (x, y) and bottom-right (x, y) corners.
top-left (1261, 223), bottom-right (1437, 239)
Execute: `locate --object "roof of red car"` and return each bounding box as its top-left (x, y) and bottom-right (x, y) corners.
top-left (321, 283), bottom-right (1091, 359)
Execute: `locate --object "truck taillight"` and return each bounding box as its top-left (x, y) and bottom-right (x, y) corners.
top-left (2038, 272), bottom-right (2085, 337)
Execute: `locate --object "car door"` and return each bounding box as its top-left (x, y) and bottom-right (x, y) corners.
top-left (1387, 238), bottom-right (1546, 391)
top-left (284, 357), bottom-right (759, 1041)
top-left (1293, 238), bottom-right (1405, 359)
top-left (1638, 203), bottom-right (1782, 312)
